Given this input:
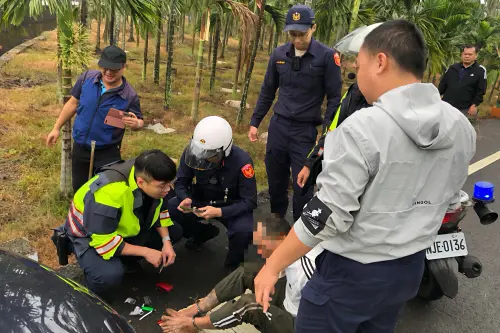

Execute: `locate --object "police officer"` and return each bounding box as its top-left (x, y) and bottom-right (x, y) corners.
top-left (52, 150), bottom-right (183, 297)
top-left (248, 4), bottom-right (342, 222)
top-left (297, 75), bottom-right (371, 190)
top-left (169, 116), bottom-right (257, 270)
top-left (46, 45), bottom-right (144, 192)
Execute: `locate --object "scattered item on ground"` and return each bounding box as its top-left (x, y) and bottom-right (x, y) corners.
top-left (221, 87), bottom-right (240, 93)
top-left (157, 319), bottom-right (163, 325)
top-left (146, 123), bottom-right (176, 135)
top-left (142, 306), bottom-right (155, 312)
top-left (259, 132), bottom-right (268, 144)
top-left (139, 311), bottom-right (154, 320)
top-left (144, 296), bottom-right (152, 306)
top-left (124, 297), bottom-right (136, 305)
top-left (156, 282), bottom-right (174, 292)
top-left (129, 306), bottom-right (144, 316)
top-left (224, 100), bottom-right (250, 109)
top-left (132, 287), bottom-right (139, 292)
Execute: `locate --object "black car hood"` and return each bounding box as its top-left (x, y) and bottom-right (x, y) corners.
top-left (0, 250), bottom-right (135, 333)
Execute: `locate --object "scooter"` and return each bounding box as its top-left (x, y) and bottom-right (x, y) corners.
top-left (418, 182), bottom-right (498, 300)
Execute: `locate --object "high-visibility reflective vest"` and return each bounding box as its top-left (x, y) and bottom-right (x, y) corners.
top-left (66, 160), bottom-right (172, 260)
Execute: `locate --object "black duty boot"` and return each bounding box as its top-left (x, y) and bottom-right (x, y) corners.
top-left (185, 224), bottom-right (220, 251)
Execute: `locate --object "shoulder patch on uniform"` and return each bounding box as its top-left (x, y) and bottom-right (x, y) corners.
top-left (241, 164), bottom-right (255, 178)
top-left (301, 196), bottom-right (332, 235)
top-left (334, 53), bottom-right (341, 67)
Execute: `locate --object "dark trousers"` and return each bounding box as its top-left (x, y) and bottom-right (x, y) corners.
top-left (296, 251), bottom-right (425, 333)
top-left (209, 264), bottom-right (293, 332)
top-left (168, 196), bottom-right (253, 269)
top-left (72, 142), bottom-right (122, 192)
top-left (76, 223), bottom-right (183, 296)
top-left (265, 115), bottom-right (317, 222)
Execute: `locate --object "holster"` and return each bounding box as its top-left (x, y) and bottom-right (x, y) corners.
top-left (51, 227), bottom-right (73, 266)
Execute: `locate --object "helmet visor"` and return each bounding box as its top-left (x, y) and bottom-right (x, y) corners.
top-left (184, 139), bottom-right (224, 170)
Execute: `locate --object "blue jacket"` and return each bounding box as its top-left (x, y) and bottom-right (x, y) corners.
top-left (251, 39), bottom-right (342, 129)
top-left (71, 70), bottom-right (142, 149)
top-left (174, 145), bottom-right (258, 219)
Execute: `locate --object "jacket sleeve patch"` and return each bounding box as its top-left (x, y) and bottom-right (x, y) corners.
top-left (241, 164), bottom-right (255, 178)
top-left (301, 196), bottom-right (332, 236)
top-left (334, 53), bottom-right (341, 67)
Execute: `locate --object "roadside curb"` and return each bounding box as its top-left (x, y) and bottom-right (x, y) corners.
top-left (0, 35), bottom-right (46, 69)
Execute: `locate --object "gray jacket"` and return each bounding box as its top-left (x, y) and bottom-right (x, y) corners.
top-left (295, 83), bottom-right (476, 263)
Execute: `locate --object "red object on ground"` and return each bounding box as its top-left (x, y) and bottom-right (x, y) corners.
top-left (157, 319), bottom-right (163, 325)
top-left (156, 282), bottom-right (174, 292)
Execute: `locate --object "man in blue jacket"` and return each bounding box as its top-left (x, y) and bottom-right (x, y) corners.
top-left (46, 45), bottom-right (143, 192)
top-left (168, 116), bottom-right (257, 271)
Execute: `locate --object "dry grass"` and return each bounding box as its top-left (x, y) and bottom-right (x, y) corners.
top-left (0, 21), bottom-right (273, 267)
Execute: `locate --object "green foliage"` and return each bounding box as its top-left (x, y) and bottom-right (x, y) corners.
top-left (59, 23), bottom-right (93, 72)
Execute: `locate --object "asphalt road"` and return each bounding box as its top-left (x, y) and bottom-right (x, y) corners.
top-left (111, 119), bottom-right (500, 333)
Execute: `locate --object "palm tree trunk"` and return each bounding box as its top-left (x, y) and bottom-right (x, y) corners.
top-left (273, 26), bottom-right (279, 49)
top-left (260, 24), bottom-right (266, 51)
top-left (489, 72), bottom-right (500, 104)
top-left (57, 24), bottom-right (63, 104)
top-left (427, 71), bottom-right (432, 83)
top-left (349, 0), bottom-right (362, 32)
top-left (80, 0), bottom-right (88, 27)
top-left (237, 0), bottom-right (266, 125)
top-left (142, 29), bottom-right (149, 81)
top-left (154, 10), bottom-right (162, 85)
top-left (191, 12), bottom-right (198, 55)
top-left (128, 17), bottom-right (135, 42)
top-left (109, 3), bottom-right (116, 45)
top-left (164, 0), bottom-right (177, 110)
top-left (103, 15), bottom-right (108, 42)
top-left (191, 1), bottom-right (210, 123)
top-left (210, 17), bottom-right (221, 93)
top-left (232, 35), bottom-right (243, 98)
top-left (121, 15), bottom-right (126, 49)
top-left (268, 23), bottom-right (274, 55)
top-left (136, 25), bottom-right (140, 48)
top-left (180, 12), bottom-right (185, 44)
top-left (60, 67), bottom-right (73, 197)
top-left (207, 27), bottom-right (213, 68)
top-left (220, 15), bottom-right (231, 59)
top-left (96, 2), bottom-right (102, 53)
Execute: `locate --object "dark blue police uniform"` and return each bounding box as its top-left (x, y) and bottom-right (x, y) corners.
top-left (168, 145), bottom-right (257, 269)
top-left (251, 36), bottom-right (342, 222)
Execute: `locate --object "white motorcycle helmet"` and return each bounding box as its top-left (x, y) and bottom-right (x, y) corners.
top-left (185, 116), bottom-right (233, 170)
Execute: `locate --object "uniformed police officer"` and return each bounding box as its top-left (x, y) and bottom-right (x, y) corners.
top-left (52, 150), bottom-right (183, 297)
top-left (168, 116), bottom-right (257, 270)
top-left (297, 78), bottom-right (371, 191)
top-left (248, 4), bottom-right (342, 222)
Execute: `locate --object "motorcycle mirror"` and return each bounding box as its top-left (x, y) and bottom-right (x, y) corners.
top-left (473, 201), bottom-right (498, 225)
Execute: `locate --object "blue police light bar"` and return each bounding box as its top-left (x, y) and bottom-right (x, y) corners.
top-left (473, 181), bottom-right (495, 202)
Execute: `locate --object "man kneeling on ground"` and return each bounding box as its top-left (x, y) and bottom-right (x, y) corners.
top-left (159, 217), bottom-right (323, 333)
top-left (52, 149), bottom-right (183, 298)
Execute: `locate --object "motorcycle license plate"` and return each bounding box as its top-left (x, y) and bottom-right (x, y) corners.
top-left (425, 232), bottom-right (468, 260)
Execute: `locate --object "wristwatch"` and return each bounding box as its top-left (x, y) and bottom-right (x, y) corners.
top-left (162, 235), bottom-right (171, 243)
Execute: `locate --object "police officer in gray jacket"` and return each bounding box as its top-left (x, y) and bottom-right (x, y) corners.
top-left (254, 20), bottom-right (476, 333)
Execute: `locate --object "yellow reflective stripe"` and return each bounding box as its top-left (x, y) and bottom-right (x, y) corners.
top-left (90, 233), bottom-right (123, 260)
top-left (328, 90), bottom-right (349, 131)
top-left (160, 217), bottom-right (174, 228)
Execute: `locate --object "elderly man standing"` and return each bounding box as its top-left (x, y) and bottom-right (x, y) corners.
top-left (248, 4), bottom-right (342, 223)
top-left (254, 20), bottom-right (476, 333)
top-left (46, 45), bottom-right (144, 192)
top-left (439, 44), bottom-right (487, 116)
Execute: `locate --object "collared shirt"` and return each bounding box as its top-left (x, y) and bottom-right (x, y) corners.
top-left (251, 38), bottom-right (342, 129)
top-left (70, 70), bottom-right (142, 148)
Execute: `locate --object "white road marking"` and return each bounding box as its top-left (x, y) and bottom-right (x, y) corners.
top-left (469, 151), bottom-right (500, 175)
